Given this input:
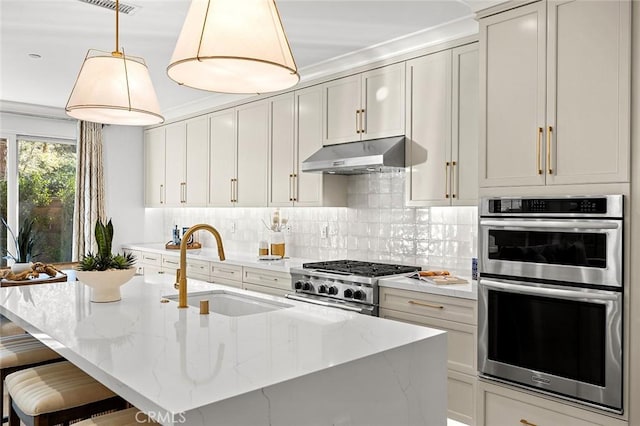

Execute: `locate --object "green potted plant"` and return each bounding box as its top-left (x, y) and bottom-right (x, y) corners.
top-left (76, 219), bottom-right (136, 302)
top-left (2, 217), bottom-right (38, 273)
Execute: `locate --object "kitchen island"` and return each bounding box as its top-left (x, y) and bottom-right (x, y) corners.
top-left (0, 274), bottom-right (447, 426)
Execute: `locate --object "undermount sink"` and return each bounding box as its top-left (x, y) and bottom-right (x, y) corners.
top-left (164, 290), bottom-right (293, 317)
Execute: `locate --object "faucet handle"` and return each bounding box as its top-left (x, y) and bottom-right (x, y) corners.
top-left (174, 268), bottom-right (181, 289)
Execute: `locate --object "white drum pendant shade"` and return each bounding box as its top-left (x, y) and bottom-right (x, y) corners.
top-left (167, 0), bottom-right (300, 94)
top-left (66, 50), bottom-right (164, 125)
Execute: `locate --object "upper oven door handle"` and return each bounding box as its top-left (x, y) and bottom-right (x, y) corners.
top-left (480, 219), bottom-right (620, 230)
top-left (481, 279), bottom-right (620, 301)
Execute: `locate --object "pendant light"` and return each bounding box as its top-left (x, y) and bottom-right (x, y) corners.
top-left (167, 0), bottom-right (299, 94)
top-left (66, 0), bottom-right (164, 125)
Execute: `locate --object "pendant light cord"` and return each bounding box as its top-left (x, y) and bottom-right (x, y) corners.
top-left (114, 0), bottom-right (120, 55)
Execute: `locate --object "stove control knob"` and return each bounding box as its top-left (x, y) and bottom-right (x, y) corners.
top-left (318, 285), bottom-right (328, 294)
top-left (353, 290), bottom-right (364, 300)
top-left (344, 289), bottom-right (353, 298)
top-left (328, 286), bottom-right (339, 295)
top-left (294, 280), bottom-right (304, 290)
top-left (303, 282), bottom-right (313, 291)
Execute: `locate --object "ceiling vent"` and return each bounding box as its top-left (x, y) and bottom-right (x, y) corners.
top-left (77, 0), bottom-right (138, 15)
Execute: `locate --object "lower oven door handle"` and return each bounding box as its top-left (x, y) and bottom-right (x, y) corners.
top-left (480, 219), bottom-right (619, 230)
top-left (285, 294), bottom-right (365, 313)
top-left (481, 279), bottom-right (620, 301)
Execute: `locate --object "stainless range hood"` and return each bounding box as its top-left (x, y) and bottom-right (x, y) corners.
top-left (301, 136), bottom-right (405, 174)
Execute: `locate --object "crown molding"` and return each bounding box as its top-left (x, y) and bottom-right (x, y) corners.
top-left (0, 100), bottom-right (73, 121)
top-left (161, 15), bottom-right (480, 121)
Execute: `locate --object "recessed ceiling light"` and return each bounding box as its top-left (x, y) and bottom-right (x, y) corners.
top-left (28, 53), bottom-right (42, 59)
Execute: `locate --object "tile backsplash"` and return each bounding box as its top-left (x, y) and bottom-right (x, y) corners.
top-left (149, 171), bottom-right (477, 272)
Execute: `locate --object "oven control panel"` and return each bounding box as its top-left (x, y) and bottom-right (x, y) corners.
top-left (482, 195), bottom-right (622, 218)
top-left (290, 273), bottom-right (376, 305)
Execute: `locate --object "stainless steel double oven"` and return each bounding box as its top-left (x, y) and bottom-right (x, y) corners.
top-left (478, 195), bottom-right (624, 413)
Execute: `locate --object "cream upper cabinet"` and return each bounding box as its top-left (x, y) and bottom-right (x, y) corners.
top-left (322, 62), bottom-right (405, 145)
top-left (405, 50), bottom-right (452, 206)
top-left (184, 116), bottom-right (209, 206)
top-left (479, 0), bottom-right (630, 188)
top-left (144, 127), bottom-right (165, 207)
top-left (323, 74), bottom-right (361, 145)
top-left (269, 93), bottom-right (296, 206)
top-left (451, 43), bottom-right (479, 205)
top-left (146, 118), bottom-right (208, 207)
top-left (405, 43), bottom-right (478, 207)
top-left (209, 109), bottom-right (237, 207)
top-left (269, 87), bottom-right (347, 207)
top-left (164, 122), bottom-right (186, 206)
top-left (236, 100), bottom-right (269, 207)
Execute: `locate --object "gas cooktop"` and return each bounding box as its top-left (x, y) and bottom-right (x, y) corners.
top-left (302, 260), bottom-right (420, 277)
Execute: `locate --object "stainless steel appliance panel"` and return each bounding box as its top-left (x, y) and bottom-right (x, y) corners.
top-left (480, 217), bottom-right (622, 287)
top-left (478, 277), bottom-right (622, 411)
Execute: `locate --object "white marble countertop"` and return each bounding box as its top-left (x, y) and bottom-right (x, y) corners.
top-left (122, 242), bottom-right (316, 274)
top-left (378, 274), bottom-right (478, 300)
top-left (0, 275), bottom-right (444, 422)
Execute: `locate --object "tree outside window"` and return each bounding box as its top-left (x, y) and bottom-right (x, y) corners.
top-left (1, 138), bottom-right (76, 266)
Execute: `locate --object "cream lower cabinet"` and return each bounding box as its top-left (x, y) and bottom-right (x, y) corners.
top-left (269, 87), bottom-right (347, 207)
top-left (379, 287), bottom-right (477, 425)
top-left (478, 380), bottom-right (627, 426)
top-left (322, 62), bottom-right (405, 145)
top-left (405, 43), bottom-right (478, 207)
top-left (242, 267), bottom-right (291, 297)
top-left (210, 262), bottom-right (242, 289)
top-left (479, 0), bottom-right (631, 188)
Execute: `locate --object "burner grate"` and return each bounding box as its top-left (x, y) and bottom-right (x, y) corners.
top-left (302, 260), bottom-right (419, 277)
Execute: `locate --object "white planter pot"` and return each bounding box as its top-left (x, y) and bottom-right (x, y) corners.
top-left (76, 268), bottom-right (136, 303)
top-left (10, 262), bottom-right (33, 273)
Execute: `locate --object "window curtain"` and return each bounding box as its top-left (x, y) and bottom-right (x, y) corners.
top-left (72, 121), bottom-right (105, 261)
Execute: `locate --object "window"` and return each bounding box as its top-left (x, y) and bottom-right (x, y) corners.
top-left (2, 136), bottom-right (76, 266)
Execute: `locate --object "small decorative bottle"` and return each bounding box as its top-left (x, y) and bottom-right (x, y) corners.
top-left (270, 232), bottom-right (285, 258)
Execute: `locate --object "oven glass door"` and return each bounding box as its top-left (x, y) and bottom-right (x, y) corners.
top-left (480, 218), bottom-right (622, 286)
top-left (478, 278), bottom-right (622, 411)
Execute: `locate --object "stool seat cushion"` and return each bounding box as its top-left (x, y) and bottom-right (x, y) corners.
top-left (75, 407), bottom-right (158, 425)
top-left (0, 334), bottom-right (60, 368)
top-left (6, 361), bottom-right (116, 416)
top-left (0, 316), bottom-right (25, 336)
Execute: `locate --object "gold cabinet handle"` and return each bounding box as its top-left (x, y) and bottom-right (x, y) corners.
top-left (547, 125), bottom-right (553, 175)
top-left (181, 182), bottom-right (187, 203)
top-left (451, 161), bottom-right (457, 199)
top-left (445, 162), bottom-right (450, 199)
top-left (408, 300), bottom-right (444, 310)
top-left (234, 178), bottom-right (238, 203)
top-left (289, 174), bottom-right (294, 201)
top-left (520, 419), bottom-right (537, 426)
top-left (536, 127), bottom-right (543, 175)
top-left (160, 184), bottom-right (164, 204)
top-left (360, 108), bottom-right (365, 134)
top-left (293, 173), bottom-right (298, 202)
top-left (355, 109), bottom-right (360, 134)
top-left (230, 178), bottom-right (234, 203)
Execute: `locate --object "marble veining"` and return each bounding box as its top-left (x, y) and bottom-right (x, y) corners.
top-left (1, 275), bottom-right (447, 425)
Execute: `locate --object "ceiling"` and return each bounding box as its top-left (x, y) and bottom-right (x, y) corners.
top-left (0, 0), bottom-right (501, 121)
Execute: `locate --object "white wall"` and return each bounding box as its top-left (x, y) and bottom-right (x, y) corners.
top-left (0, 111), bottom-right (147, 255)
top-left (102, 125), bottom-right (146, 251)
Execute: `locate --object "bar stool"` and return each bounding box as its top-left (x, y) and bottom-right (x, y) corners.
top-left (6, 361), bottom-right (126, 426)
top-left (0, 317), bottom-right (24, 337)
top-left (1, 334), bottom-right (62, 422)
top-left (75, 407), bottom-right (158, 425)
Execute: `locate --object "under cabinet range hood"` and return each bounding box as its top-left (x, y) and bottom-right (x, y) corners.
top-left (302, 136), bottom-right (405, 174)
